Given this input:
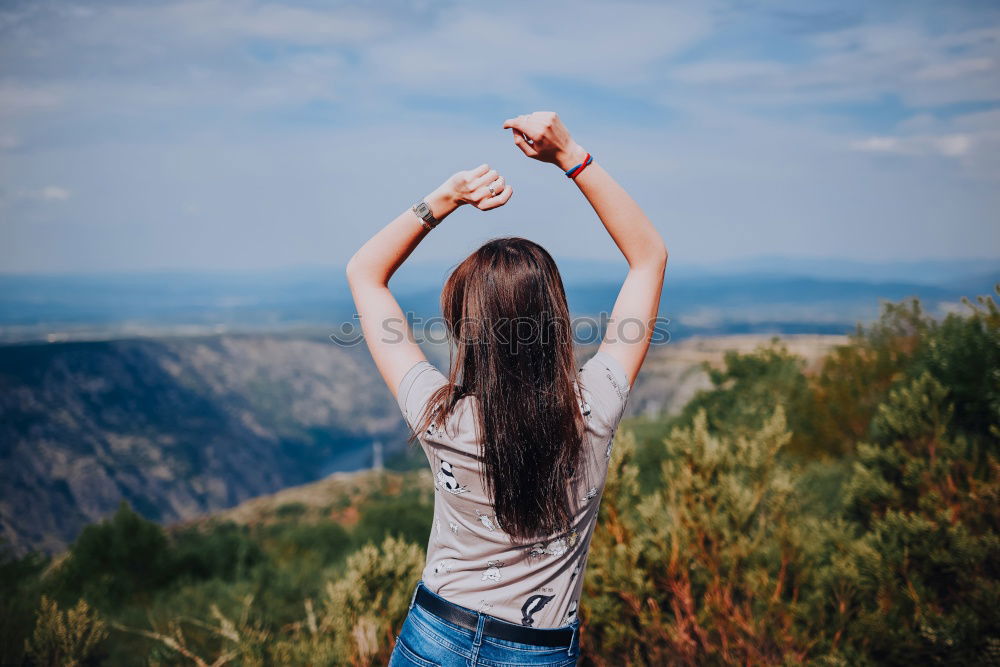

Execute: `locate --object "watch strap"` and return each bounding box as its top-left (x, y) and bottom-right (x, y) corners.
top-left (412, 201), bottom-right (440, 230)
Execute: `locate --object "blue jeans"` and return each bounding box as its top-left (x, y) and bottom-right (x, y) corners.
top-left (389, 580), bottom-right (581, 666)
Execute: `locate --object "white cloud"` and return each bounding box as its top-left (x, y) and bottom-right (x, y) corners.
top-left (850, 134), bottom-right (973, 157)
top-left (669, 60), bottom-right (785, 85)
top-left (914, 57), bottom-right (995, 82)
top-left (666, 22), bottom-right (1000, 108)
top-left (0, 185), bottom-right (71, 210)
top-left (364, 1), bottom-right (712, 93)
top-left (852, 108), bottom-right (1000, 179)
top-left (38, 186), bottom-right (70, 201)
top-left (0, 83), bottom-right (65, 117)
top-left (154, 0), bottom-right (391, 44)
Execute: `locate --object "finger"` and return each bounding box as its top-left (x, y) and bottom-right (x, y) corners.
top-left (469, 163), bottom-right (490, 178)
top-left (478, 184), bottom-right (513, 210)
top-left (469, 178), bottom-right (502, 204)
top-left (475, 174), bottom-right (504, 197)
top-left (468, 168), bottom-right (499, 192)
top-left (501, 115), bottom-right (526, 131)
top-left (504, 115), bottom-right (541, 142)
top-left (511, 130), bottom-right (539, 157)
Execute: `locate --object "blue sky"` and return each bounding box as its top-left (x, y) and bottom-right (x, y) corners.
top-left (1, 0), bottom-right (998, 274)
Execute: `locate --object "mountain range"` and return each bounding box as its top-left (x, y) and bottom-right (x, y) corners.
top-left (1, 256), bottom-right (996, 343)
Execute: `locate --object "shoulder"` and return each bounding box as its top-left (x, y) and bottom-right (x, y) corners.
top-left (578, 349), bottom-right (631, 429)
top-left (397, 360), bottom-right (448, 430)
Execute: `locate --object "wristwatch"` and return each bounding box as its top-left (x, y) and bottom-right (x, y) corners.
top-left (412, 200), bottom-right (440, 231)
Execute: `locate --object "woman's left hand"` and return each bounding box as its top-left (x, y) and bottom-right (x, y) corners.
top-left (441, 163), bottom-right (514, 211)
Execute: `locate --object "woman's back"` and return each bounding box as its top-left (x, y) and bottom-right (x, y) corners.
top-left (397, 350), bottom-right (630, 628)
top-left (346, 110), bottom-right (666, 663)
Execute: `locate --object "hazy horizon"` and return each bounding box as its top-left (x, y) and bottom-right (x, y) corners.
top-left (1, 252), bottom-right (997, 281)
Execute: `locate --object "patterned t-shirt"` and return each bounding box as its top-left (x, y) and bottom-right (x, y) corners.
top-left (396, 350), bottom-right (630, 629)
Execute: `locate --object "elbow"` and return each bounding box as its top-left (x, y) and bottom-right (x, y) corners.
top-left (633, 241), bottom-right (667, 274)
top-left (345, 255), bottom-right (359, 283)
top-left (345, 254), bottom-right (387, 287)
top-left (345, 254), bottom-right (368, 286)
top-left (655, 242), bottom-right (668, 271)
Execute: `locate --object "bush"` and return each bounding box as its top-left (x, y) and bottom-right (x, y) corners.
top-left (0, 542), bottom-right (48, 666)
top-left (839, 371), bottom-right (1000, 663)
top-left (24, 596), bottom-right (108, 667)
top-left (170, 521), bottom-right (265, 583)
top-left (273, 534), bottom-right (426, 664)
top-left (583, 411), bottom-right (856, 665)
top-left (55, 501), bottom-right (171, 609)
top-left (581, 288), bottom-right (1000, 665)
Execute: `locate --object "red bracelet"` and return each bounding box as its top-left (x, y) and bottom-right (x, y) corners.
top-left (565, 153), bottom-right (593, 179)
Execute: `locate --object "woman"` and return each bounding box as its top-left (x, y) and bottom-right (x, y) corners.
top-left (346, 111), bottom-right (667, 666)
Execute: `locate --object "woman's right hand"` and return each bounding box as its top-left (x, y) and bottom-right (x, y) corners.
top-left (502, 111), bottom-right (588, 172)
top-left (437, 163), bottom-right (514, 212)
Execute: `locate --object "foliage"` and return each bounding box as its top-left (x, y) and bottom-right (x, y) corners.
top-left (112, 535), bottom-right (425, 666)
top-left (583, 410), bottom-right (857, 665)
top-left (53, 501), bottom-right (172, 609)
top-left (0, 541), bottom-right (48, 666)
top-left (272, 534), bottom-right (426, 665)
top-left (676, 340), bottom-right (813, 444)
top-left (24, 596), bottom-right (108, 667)
top-left (350, 492), bottom-right (433, 548)
top-left (52, 503), bottom-right (265, 622)
top-left (170, 521), bottom-right (266, 585)
top-left (908, 293), bottom-right (1000, 455)
top-left (579, 287), bottom-right (1000, 665)
top-left (839, 371), bottom-right (1000, 664)
top-left (808, 298), bottom-right (928, 457)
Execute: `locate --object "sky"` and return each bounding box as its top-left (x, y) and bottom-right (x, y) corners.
top-left (1, 0), bottom-right (998, 274)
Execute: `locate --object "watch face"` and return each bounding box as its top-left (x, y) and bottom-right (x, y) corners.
top-left (415, 202), bottom-right (430, 217)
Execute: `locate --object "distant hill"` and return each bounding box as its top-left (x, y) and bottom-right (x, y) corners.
top-left (1, 257), bottom-right (995, 343)
top-left (0, 334), bottom-right (411, 555)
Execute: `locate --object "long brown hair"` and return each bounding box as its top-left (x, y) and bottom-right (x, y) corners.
top-left (414, 237), bottom-right (586, 541)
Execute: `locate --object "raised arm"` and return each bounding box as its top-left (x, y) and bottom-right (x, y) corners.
top-left (346, 164), bottom-right (514, 399)
top-left (502, 111), bottom-right (667, 387)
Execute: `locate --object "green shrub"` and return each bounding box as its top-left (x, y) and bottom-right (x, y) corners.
top-left (170, 521), bottom-right (264, 583)
top-left (55, 501), bottom-right (171, 609)
top-left (351, 494), bottom-right (433, 548)
top-left (839, 371), bottom-right (1000, 663)
top-left (24, 596), bottom-right (108, 667)
top-left (0, 542), bottom-right (48, 666)
top-left (275, 502), bottom-right (308, 518)
top-left (584, 411), bottom-right (856, 665)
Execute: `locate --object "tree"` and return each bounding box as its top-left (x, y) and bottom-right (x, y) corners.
top-left (839, 372), bottom-right (1000, 664)
top-left (55, 501), bottom-right (170, 608)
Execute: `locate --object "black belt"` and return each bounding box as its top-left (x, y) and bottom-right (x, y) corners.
top-left (413, 584), bottom-right (574, 648)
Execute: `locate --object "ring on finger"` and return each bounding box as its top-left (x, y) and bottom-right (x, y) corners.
top-left (488, 177), bottom-right (502, 197)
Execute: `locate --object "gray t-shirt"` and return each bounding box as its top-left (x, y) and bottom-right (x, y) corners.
top-left (396, 350), bottom-right (630, 629)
